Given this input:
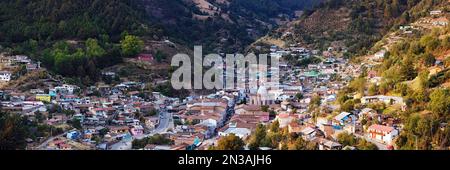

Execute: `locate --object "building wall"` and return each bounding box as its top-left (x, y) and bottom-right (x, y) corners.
top-left (36, 95), bottom-right (51, 102)
top-left (0, 74), bottom-right (11, 81)
top-left (368, 129), bottom-right (398, 145)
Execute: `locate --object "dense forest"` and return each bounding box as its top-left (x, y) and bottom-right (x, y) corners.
top-left (0, 0), bottom-right (154, 84)
top-left (0, 0), bottom-right (324, 83)
top-left (225, 0), bottom-right (323, 21)
top-left (0, 0), bottom-right (156, 44)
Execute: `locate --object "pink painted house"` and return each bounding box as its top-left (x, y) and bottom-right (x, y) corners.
top-left (136, 54), bottom-right (154, 63)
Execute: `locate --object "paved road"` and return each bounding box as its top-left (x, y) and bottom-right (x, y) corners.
top-left (354, 133), bottom-right (388, 150)
top-left (110, 140), bottom-right (132, 150)
top-left (154, 111), bottom-right (172, 133)
top-left (35, 131), bottom-right (69, 150)
top-left (135, 109), bottom-right (173, 140)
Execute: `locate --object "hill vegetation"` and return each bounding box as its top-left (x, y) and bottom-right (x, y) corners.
top-left (251, 0), bottom-right (449, 56)
top-left (141, 0), bottom-right (323, 52)
top-left (337, 0), bottom-right (450, 149)
top-left (0, 0), bottom-right (155, 45)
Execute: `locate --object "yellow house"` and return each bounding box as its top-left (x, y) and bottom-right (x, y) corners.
top-left (36, 94), bottom-right (51, 102)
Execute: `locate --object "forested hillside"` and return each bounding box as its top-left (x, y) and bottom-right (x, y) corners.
top-left (252, 0), bottom-right (446, 55)
top-left (335, 0), bottom-right (450, 149)
top-left (0, 0), bottom-right (156, 44)
top-left (141, 0), bottom-right (323, 52)
top-left (0, 0), bottom-right (323, 82)
top-left (374, 22), bottom-right (450, 150)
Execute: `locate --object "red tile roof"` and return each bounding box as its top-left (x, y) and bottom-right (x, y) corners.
top-left (368, 124), bottom-right (394, 133)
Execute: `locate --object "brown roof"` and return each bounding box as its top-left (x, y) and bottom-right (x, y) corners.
top-left (368, 124), bottom-right (394, 133)
top-left (235, 104), bottom-right (261, 112)
top-left (108, 126), bottom-right (130, 131)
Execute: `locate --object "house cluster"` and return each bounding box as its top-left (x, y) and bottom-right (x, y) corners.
top-left (215, 44), bottom-right (401, 150)
top-left (429, 10), bottom-right (449, 26)
top-left (177, 97), bottom-right (231, 138)
top-left (0, 41), bottom-right (405, 150)
top-left (1, 74), bottom-right (173, 149)
top-left (399, 25), bottom-right (416, 34)
top-left (416, 10), bottom-right (449, 27)
top-left (269, 44), bottom-right (312, 60)
top-left (0, 53), bottom-right (41, 82)
top-left (205, 45), bottom-right (397, 150)
top-left (218, 104), bottom-right (270, 139)
top-left (139, 45), bottom-right (358, 149)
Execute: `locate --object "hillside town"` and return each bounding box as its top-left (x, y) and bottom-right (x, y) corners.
top-left (1, 6), bottom-right (449, 151)
top-left (0, 38), bottom-right (409, 151)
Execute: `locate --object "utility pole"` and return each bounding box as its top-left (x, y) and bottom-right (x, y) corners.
top-left (430, 121), bottom-right (433, 148)
top-left (413, 135), bottom-right (418, 150)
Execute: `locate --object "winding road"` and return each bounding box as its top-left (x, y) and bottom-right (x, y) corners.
top-left (134, 108), bottom-right (173, 140)
top-left (354, 133), bottom-right (388, 150)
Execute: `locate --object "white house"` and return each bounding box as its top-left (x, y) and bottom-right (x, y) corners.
top-left (361, 95), bottom-right (404, 106)
top-left (432, 17), bottom-right (449, 26)
top-left (373, 50), bottom-right (386, 60)
top-left (367, 124), bottom-right (399, 145)
top-left (276, 113), bottom-right (296, 128)
top-left (0, 71), bottom-right (12, 81)
top-left (218, 126), bottom-right (251, 139)
top-left (429, 10), bottom-right (442, 15)
top-left (301, 127), bottom-right (316, 140)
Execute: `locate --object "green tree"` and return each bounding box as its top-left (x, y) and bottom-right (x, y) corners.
top-left (418, 70), bottom-right (430, 89)
top-left (295, 92), bottom-right (304, 100)
top-left (443, 36), bottom-right (450, 48)
top-left (422, 53), bottom-right (436, 67)
top-left (337, 91), bottom-right (350, 105)
top-left (337, 132), bottom-right (357, 146)
top-left (341, 100), bottom-right (355, 112)
top-left (290, 137), bottom-right (316, 150)
top-left (368, 84), bottom-right (378, 96)
top-left (349, 77), bottom-right (366, 94)
top-left (71, 118), bottom-right (82, 130)
top-left (398, 58), bottom-right (417, 81)
top-left (35, 111), bottom-right (45, 123)
top-left (215, 134), bottom-right (245, 150)
top-left (269, 121), bottom-right (280, 133)
top-left (420, 35), bottom-right (440, 53)
top-left (98, 128), bottom-right (109, 137)
top-left (309, 95), bottom-right (321, 109)
top-left (248, 124), bottom-right (267, 150)
top-left (86, 38), bottom-right (106, 58)
top-left (428, 88), bottom-right (450, 119)
top-left (357, 139), bottom-right (378, 150)
top-left (62, 109), bottom-right (75, 117)
top-left (291, 137), bottom-right (308, 150)
top-left (132, 134), bottom-right (174, 149)
top-left (120, 35), bottom-right (144, 57)
top-left (145, 109), bottom-right (158, 117)
top-left (0, 112), bottom-right (28, 150)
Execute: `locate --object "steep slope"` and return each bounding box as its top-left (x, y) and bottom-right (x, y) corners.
top-left (342, 0), bottom-right (450, 150)
top-left (0, 0), bottom-right (323, 52)
top-left (0, 0), bottom-right (325, 85)
top-left (250, 0), bottom-right (428, 55)
top-left (141, 0), bottom-right (323, 52)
